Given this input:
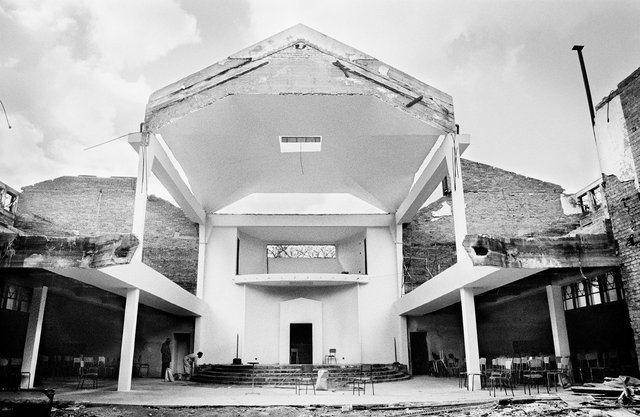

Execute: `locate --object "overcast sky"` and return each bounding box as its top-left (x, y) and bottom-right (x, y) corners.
top-left (1, 0), bottom-right (639, 198)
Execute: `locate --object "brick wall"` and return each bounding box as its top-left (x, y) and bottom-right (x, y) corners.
top-left (601, 67), bottom-right (640, 367)
top-left (403, 159), bottom-right (582, 291)
top-left (15, 176), bottom-right (198, 293)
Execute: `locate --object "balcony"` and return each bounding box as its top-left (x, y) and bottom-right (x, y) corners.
top-left (232, 273), bottom-right (369, 287)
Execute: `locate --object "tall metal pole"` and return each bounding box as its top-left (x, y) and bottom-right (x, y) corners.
top-left (572, 45), bottom-right (596, 128)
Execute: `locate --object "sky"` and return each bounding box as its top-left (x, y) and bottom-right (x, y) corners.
top-left (1, 0), bottom-right (640, 201)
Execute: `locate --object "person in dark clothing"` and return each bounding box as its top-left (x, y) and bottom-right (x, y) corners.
top-left (160, 338), bottom-right (171, 380)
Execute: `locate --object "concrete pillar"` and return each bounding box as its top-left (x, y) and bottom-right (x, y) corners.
top-left (546, 285), bottom-right (571, 357)
top-left (131, 135), bottom-right (153, 262)
top-left (117, 288), bottom-right (140, 391)
top-left (21, 286), bottom-right (48, 388)
top-left (460, 287), bottom-right (481, 389)
top-left (196, 222), bottom-right (207, 299)
top-left (448, 134), bottom-right (470, 266)
top-left (194, 222), bottom-right (206, 353)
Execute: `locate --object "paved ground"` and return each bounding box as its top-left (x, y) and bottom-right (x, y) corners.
top-left (48, 375), bottom-right (567, 407)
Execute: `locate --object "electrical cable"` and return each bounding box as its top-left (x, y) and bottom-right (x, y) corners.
top-left (83, 132), bottom-right (136, 151)
top-left (0, 99), bottom-right (11, 129)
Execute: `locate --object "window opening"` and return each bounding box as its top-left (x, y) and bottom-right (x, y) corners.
top-left (1, 284), bottom-right (32, 312)
top-left (266, 244), bottom-right (336, 259)
top-left (562, 272), bottom-right (624, 310)
top-left (562, 285), bottom-right (574, 310)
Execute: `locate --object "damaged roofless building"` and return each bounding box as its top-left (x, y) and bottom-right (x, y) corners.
top-left (0, 25), bottom-right (638, 392)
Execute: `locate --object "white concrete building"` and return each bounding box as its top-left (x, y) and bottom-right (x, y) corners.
top-left (130, 24), bottom-right (466, 374)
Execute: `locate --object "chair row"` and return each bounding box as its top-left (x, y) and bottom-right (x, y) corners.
top-left (460, 356), bottom-right (573, 396)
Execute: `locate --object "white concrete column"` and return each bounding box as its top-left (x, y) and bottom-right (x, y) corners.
top-left (196, 222), bottom-right (207, 299)
top-left (447, 134), bottom-right (470, 266)
top-left (131, 134), bottom-right (153, 262)
top-left (193, 222), bottom-right (207, 353)
top-left (394, 224), bottom-right (404, 296)
top-left (117, 288), bottom-right (140, 391)
top-left (546, 285), bottom-right (571, 357)
top-left (21, 286), bottom-right (48, 388)
top-left (460, 287), bottom-right (481, 389)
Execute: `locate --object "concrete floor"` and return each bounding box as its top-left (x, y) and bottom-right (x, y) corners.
top-left (47, 376), bottom-right (569, 407)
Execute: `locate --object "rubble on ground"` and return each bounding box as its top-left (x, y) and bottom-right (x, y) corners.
top-left (49, 398), bottom-right (640, 417)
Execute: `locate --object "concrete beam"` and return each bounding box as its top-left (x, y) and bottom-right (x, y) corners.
top-left (47, 263), bottom-right (206, 317)
top-left (463, 234), bottom-right (619, 269)
top-left (0, 233), bottom-right (138, 269)
top-left (395, 135), bottom-right (450, 224)
top-left (395, 263), bottom-right (545, 316)
top-left (209, 213), bottom-right (395, 228)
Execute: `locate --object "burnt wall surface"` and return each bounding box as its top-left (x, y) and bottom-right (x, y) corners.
top-left (15, 176), bottom-right (198, 293)
top-left (407, 292), bottom-right (555, 365)
top-left (40, 292), bottom-right (194, 378)
top-left (403, 159), bottom-right (581, 290)
top-left (599, 68), bottom-right (640, 369)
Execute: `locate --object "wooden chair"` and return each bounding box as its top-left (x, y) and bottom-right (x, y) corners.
top-left (585, 352), bottom-right (606, 383)
top-left (352, 364), bottom-right (375, 395)
top-left (77, 363), bottom-right (99, 389)
top-left (295, 364), bottom-right (315, 395)
top-left (547, 356), bottom-right (572, 391)
top-left (488, 359), bottom-right (514, 397)
top-left (523, 358), bottom-right (547, 394)
top-left (324, 348), bottom-right (337, 364)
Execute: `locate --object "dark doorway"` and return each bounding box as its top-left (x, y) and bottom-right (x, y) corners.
top-left (290, 323), bottom-right (312, 364)
top-left (174, 333), bottom-right (191, 374)
top-left (410, 331), bottom-right (429, 375)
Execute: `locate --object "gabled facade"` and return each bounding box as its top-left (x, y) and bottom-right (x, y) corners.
top-left (130, 24), bottom-right (468, 372)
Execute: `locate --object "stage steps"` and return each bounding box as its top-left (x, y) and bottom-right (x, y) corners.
top-left (191, 363), bottom-right (410, 387)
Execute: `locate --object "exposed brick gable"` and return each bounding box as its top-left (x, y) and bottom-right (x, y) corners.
top-left (14, 176), bottom-right (198, 293)
top-left (403, 159), bottom-right (582, 291)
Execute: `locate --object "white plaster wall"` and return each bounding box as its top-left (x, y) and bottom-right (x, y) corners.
top-left (199, 225), bottom-right (246, 364)
top-left (279, 298), bottom-right (323, 364)
top-left (243, 285), bottom-right (360, 364)
top-left (337, 233), bottom-right (366, 274)
top-left (358, 227), bottom-right (406, 363)
top-left (594, 95), bottom-right (638, 184)
top-left (238, 232), bottom-right (267, 274)
top-left (267, 258), bottom-right (342, 273)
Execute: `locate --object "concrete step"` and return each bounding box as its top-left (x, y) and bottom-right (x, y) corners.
top-left (191, 364), bottom-right (410, 386)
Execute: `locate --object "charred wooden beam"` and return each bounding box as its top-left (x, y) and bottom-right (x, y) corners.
top-left (463, 234), bottom-right (619, 269)
top-left (0, 233), bottom-right (138, 269)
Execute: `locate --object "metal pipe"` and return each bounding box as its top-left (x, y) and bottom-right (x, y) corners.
top-left (572, 45), bottom-right (596, 127)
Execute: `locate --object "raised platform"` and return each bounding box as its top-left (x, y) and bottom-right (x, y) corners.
top-left (191, 363), bottom-right (410, 387)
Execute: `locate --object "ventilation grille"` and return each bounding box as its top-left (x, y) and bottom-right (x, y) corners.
top-left (279, 136), bottom-right (322, 153)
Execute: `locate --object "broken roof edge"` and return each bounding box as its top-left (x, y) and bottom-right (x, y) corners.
top-left (463, 233), bottom-right (619, 269)
top-left (230, 23), bottom-right (375, 62)
top-left (146, 24), bottom-right (453, 127)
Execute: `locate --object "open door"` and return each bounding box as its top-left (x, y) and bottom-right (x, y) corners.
top-left (174, 333), bottom-right (191, 374)
top-left (290, 323), bottom-right (312, 364)
top-left (410, 331), bottom-right (429, 375)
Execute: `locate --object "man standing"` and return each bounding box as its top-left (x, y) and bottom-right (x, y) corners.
top-left (183, 351), bottom-right (203, 379)
top-left (160, 338), bottom-right (171, 380)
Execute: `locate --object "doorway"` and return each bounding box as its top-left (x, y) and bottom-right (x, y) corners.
top-left (410, 331), bottom-right (429, 375)
top-left (174, 333), bottom-right (191, 374)
top-left (290, 323), bottom-right (312, 364)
